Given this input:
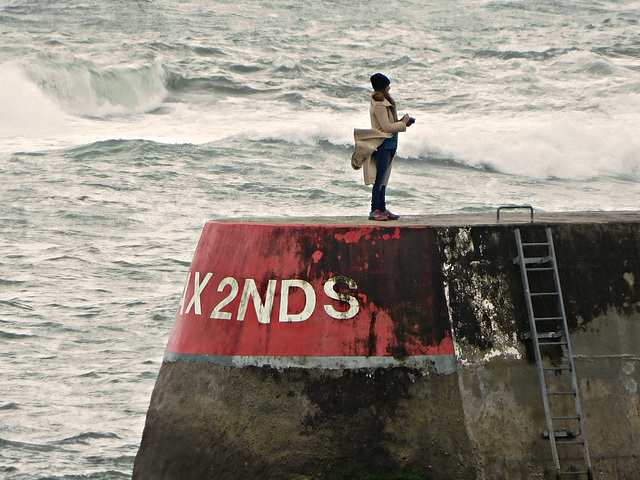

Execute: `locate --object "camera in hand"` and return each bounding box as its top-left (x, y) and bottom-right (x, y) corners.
top-left (407, 116), bottom-right (416, 125)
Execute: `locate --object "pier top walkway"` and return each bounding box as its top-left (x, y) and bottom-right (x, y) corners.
top-left (222, 210), bottom-right (640, 227)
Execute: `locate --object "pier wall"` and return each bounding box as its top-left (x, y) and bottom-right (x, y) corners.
top-left (134, 216), bottom-right (640, 480)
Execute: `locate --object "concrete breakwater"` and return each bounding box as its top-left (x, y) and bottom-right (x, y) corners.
top-left (133, 212), bottom-right (640, 480)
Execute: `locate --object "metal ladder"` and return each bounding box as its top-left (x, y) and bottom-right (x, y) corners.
top-left (514, 228), bottom-right (593, 480)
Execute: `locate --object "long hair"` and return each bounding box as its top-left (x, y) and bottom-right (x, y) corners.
top-left (371, 91), bottom-right (396, 106)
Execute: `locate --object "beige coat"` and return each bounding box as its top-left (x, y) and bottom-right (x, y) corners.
top-left (369, 91), bottom-right (407, 136)
top-left (351, 128), bottom-right (390, 185)
top-left (351, 92), bottom-right (407, 185)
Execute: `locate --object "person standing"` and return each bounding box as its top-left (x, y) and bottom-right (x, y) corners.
top-left (367, 73), bottom-right (413, 221)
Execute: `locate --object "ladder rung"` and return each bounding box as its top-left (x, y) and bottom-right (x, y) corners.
top-left (548, 391), bottom-right (576, 396)
top-left (552, 416), bottom-right (580, 421)
top-left (556, 439), bottom-right (586, 445)
top-left (534, 317), bottom-right (563, 322)
top-left (525, 331), bottom-right (565, 341)
top-left (538, 341), bottom-right (568, 347)
top-left (542, 429), bottom-right (581, 439)
top-left (530, 292), bottom-right (558, 297)
top-left (537, 331), bottom-right (564, 339)
top-left (543, 366), bottom-right (571, 372)
top-left (558, 471), bottom-right (590, 476)
top-left (521, 242), bottom-right (550, 247)
top-left (526, 267), bottom-right (555, 272)
top-left (522, 256), bottom-right (552, 265)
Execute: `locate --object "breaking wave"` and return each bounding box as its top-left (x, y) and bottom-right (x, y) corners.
top-left (19, 60), bottom-right (168, 118)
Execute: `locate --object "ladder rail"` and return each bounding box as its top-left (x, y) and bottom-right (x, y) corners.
top-left (514, 228), bottom-right (593, 480)
top-left (514, 229), bottom-right (561, 472)
top-left (546, 229), bottom-right (593, 474)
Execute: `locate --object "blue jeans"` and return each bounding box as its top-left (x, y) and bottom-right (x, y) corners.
top-left (371, 148), bottom-right (395, 212)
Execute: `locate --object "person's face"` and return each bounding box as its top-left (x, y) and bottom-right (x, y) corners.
top-left (384, 85), bottom-right (391, 95)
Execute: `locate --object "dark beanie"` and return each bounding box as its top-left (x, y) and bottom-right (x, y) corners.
top-left (370, 73), bottom-right (390, 91)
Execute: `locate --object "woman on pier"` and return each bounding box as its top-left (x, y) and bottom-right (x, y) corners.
top-left (367, 73), bottom-right (413, 221)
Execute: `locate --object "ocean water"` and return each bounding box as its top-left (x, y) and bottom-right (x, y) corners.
top-left (0, 0), bottom-right (639, 478)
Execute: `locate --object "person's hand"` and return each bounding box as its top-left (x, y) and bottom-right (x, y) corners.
top-left (401, 114), bottom-right (411, 126)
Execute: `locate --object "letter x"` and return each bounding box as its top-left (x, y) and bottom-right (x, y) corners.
top-left (185, 272), bottom-right (212, 315)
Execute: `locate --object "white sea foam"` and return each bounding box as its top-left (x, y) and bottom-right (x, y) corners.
top-left (403, 108), bottom-right (640, 180)
top-left (0, 63), bottom-right (70, 137)
top-left (20, 60), bottom-right (169, 118)
top-left (3, 57), bottom-right (638, 184)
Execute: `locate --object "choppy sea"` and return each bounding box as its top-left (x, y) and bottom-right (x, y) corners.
top-left (1, 0), bottom-right (639, 478)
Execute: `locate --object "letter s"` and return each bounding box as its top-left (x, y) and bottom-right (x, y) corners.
top-left (324, 276), bottom-right (359, 320)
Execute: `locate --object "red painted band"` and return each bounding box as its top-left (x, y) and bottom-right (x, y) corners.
top-left (166, 222), bottom-right (454, 361)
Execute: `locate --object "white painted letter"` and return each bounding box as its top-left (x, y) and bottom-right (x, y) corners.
top-left (324, 276), bottom-right (359, 320)
top-left (280, 279), bottom-right (316, 323)
top-left (210, 277), bottom-right (239, 320)
top-left (185, 272), bottom-right (213, 315)
top-left (237, 279), bottom-right (277, 323)
top-left (178, 272), bottom-right (191, 315)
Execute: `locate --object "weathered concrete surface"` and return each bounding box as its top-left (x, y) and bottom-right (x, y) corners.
top-left (134, 211), bottom-right (640, 480)
top-left (135, 363), bottom-right (475, 480)
top-left (230, 210), bottom-right (640, 227)
top-left (440, 219), bottom-right (640, 480)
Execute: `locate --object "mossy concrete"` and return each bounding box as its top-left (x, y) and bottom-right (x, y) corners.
top-left (135, 363), bottom-right (474, 480)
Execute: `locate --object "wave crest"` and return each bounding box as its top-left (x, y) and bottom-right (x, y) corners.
top-left (22, 60), bottom-right (168, 118)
